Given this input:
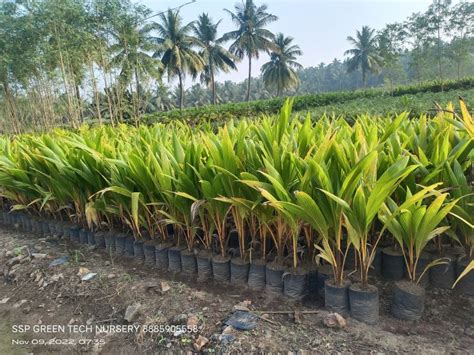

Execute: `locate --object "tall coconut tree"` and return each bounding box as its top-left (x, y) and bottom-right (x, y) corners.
top-left (261, 33), bottom-right (302, 96)
top-left (344, 26), bottom-right (383, 86)
top-left (152, 9), bottom-right (204, 109)
top-left (223, 0), bottom-right (277, 102)
top-left (109, 15), bottom-right (161, 109)
top-left (193, 13), bottom-right (237, 104)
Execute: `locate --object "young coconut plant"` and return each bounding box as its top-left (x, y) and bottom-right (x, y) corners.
top-left (197, 126), bottom-right (242, 282)
top-left (267, 143), bottom-right (371, 311)
top-left (225, 123), bottom-right (277, 287)
top-left (237, 101), bottom-right (310, 294)
top-left (302, 142), bottom-right (385, 313)
top-left (243, 152), bottom-right (306, 296)
top-left (442, 100), bottom-right (474, 262)
top-left (406, 100), bottom-right (473, 289)
top-left (207, 120), bottom-right (259, 284)
top-left (445, 160), bottom-right (474, 294)
top-left (0, 136), bottom-right (48, 232)
top-left (379, 184), bottom-right (459, 321)
top-left (323, 156), bottom-right (417, 324)
top-left (156, 133), bottom-right (203, 273)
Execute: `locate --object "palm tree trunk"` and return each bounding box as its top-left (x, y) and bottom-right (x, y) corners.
top-left (178, 70), bottom-right (184, 110)
top-left (98, 45), bottom-right (115, 126)
top-left (75, 83), bottom-right (83, 123)
top-left (437, 25), bottom-right (443, 88)
top-left (134, 65), bottom-right (141, 121)
top-left (211, 66), bottom-right (216, 105)
top-left (88, 58), bottom-right (102, 125)
top-left (362, 68), bottom-right (367, 88)
top-left (134, 65), bottom-right (140, 105)
top-left (246, 56), bottom-right (252, 102)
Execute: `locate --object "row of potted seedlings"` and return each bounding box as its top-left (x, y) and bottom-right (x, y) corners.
top-left (1, 209), bottom-right (316, 296)
top-left (3, 208), bottom-right (472, 326)
top-left (0, 100), bottom-right (472, 326)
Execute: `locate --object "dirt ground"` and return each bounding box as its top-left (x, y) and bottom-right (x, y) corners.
top-left (0, 225), bottom-right (473, 354)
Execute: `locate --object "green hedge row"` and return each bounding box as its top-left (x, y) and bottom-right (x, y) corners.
top-left (308, 88), bottom-right (474, 121)
top-left (142, 77), bottom-right (474, 124)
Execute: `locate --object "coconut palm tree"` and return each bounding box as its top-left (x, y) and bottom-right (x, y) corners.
top-left (193, 13), bottom-right (237, 105)
top-left (344, 26), bottom-right (383, 86)
top-left (152, 9), bottom-right (204, 109)
top-left (223, 0), bottom-right (277, 102)
top-left (186, 83), bottom-right (210, 107)
top-left (109, 16), bottom-right (161, 107)
top-left (146, 81), bottom-right (175, 112)
top-left (261, 33), bottom-right (302, 96)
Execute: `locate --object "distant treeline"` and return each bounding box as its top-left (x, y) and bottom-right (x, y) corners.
top-left (0, 0), bottom-right (472, 133)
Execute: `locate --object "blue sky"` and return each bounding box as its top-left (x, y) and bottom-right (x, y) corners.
top-left (140, 0), bottom-right (434, 83)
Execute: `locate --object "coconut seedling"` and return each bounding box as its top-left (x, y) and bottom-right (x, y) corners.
top-left (209, 120), bottom-right (255, 262)
top-left (146, 132), bottom-right (203, 273)
top-left (379, 184), bottom-right (459, 320)
top-left (172, 138), bottom-right (204, 251)
top-left (441, 100), bottom-right (474, 262)
top-left (199, 127), bottom-right (238, 258)
top-left (290, 142), bottom-right (388, 313)
top-left (29, 133), bottom-right (99, 237)
top-left (193, 126), bottom-right (250, 281)
top-left (237, 101), bottom-right (312, 294)
top-left (444, 160), bottom-right (474, 294)
top-left (403, 100), bottom-right (473, 288)
top-left (324, 155), bottom-right (417, 324)
top-left (246, 100), bottom-right (303, 266)
top-left (241, 155), bottom-right (303, 296)
top-left (0, 135), bottom-right (49, 234)
top-left (91, 126), bottom-right (170, 253)
top-left (113, 126), bottom-right (164, 238)
top-left (305, 112), bottom-right (419, 322)
top-left (0, 136), bottom-right (45, 215)
top-left (63, 128), bottom-right (118, 228)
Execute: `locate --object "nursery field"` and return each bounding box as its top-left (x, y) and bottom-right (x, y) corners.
top-left (307, 88), bottom-right (474, 120)
top-left (2, 0), bottom-right (472, 350)
top-left (142, 78), bottom-right (474, 125)
top-left (0, 98), bottom-right (473, 352)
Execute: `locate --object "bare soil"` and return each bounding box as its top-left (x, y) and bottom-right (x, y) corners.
top-left (0, 226), bottom-right (473, 354)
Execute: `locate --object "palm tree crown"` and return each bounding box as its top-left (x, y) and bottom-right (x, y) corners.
top-left (193, 13), bottom-right (237, 104)
top-left (261, 33), bottom-right (302, 96)
top-left (223, 0), bottom-right (277, 101)
top-left (152, 9), bottom-right (204, 109)
top-left (109, 16), bottom-right (161, 105)
top-left (344, 26), bottom-right (383, 86)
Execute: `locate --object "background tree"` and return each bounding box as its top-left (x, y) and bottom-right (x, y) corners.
top-left (223, 0), bottom-right (277, 101)
top-left (35, 0), bottom-right (92, 127)
top-left (152, 9), bottom-right (204, 109)
top-left (345, 26), bottom-right (384, 86)
top-left (448, 1), bottom-right (474, 79)
top-left (193, 13), bottom-right (237, 104)
top-left (377, 23), bottom-right (408, 92)
top-left (424, 0), bottom-right (452, 82)
top-left (1, 0), bottom-right (474, 132)
top-left (109, 7), bottom-right (161, 120)
top-left (261, 33), bottom-right (302, 96)
top-left (146, 81), bottom-right (175, 112)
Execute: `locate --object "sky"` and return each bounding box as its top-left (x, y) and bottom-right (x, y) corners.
top-left (139, 0), bottom-right (434, 84)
